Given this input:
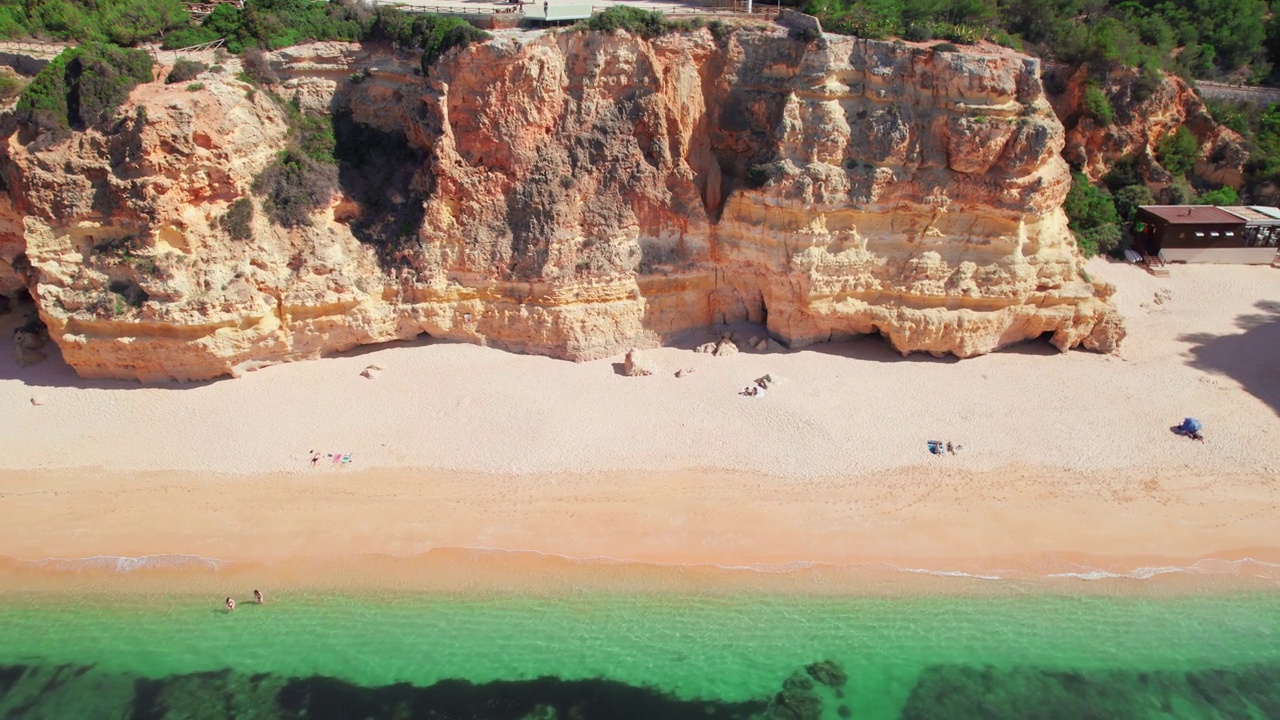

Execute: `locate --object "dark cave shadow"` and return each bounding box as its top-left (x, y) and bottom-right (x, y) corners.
top-left (1178, 300), bottom-right (1280, 417)
top-left (798, 335), bottom-right (962, 365)
top-left (328, 102), bottom-right (428, 274)
top-left (657, 323), bottom-right (1065, 364)
top-left (319, 332), bottom-right (439, 360)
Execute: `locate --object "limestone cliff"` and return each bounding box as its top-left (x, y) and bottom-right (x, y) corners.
top-left (0, 24), bottom-right (1123, 382)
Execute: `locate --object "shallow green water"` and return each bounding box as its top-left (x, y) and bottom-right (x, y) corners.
top-left (1, 590), bottom-right (1279, 718)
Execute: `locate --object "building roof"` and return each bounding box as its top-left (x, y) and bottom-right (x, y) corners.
top-left (1138, 206), bottom-right (1247, 224)
top-left (1221, 206), bottom-right (1280, 224)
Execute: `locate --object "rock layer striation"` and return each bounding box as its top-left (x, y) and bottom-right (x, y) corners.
top-left (0, 26), bottom-right (1123, 381)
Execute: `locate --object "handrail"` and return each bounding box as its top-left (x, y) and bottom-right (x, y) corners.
top-left (166, 38), bottom-right (227, 54)
top-left (391, 2), bottom-right (758, 17)
top-left (390, 3), bottom-right (528, 15)
top-left (0, 39), bottom-right (70, 56)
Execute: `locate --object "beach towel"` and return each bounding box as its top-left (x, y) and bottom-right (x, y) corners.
top-left (341, 454), bottom-right (353, 464)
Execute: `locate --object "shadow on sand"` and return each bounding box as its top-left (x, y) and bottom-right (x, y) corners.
top-left (0, 311), bottom-right (441, 390)
top-left (1179, 300), bottom-right (1280, 417)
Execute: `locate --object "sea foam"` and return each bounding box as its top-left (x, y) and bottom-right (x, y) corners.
top-left (23, 554), bottom-right (228, 572)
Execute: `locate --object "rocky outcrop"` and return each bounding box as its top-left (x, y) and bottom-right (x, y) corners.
top-left (0, 26), bottom-right (1123, 382)
top-left (1050, 64), bottom-right (1248, 190)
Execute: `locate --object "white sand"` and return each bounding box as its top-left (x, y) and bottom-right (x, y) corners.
top-left (1, 260), bottom-right (1277, 479)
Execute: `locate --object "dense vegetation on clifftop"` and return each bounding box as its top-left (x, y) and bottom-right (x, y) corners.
top-left (0, 0), bottom-right (186, 45)
top-left (163, 0), bottom-right (486, 59)
top-left (15, 42), bottom-right (153, 131)
top-left (4, 0), bottom-right (1279, 84)
top-left (803, 0), bottom-right (1279, 83)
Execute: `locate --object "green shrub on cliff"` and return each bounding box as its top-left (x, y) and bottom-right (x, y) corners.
top-left (1195, 185), bottom-right (1239, 206)
top-left (1080, 83), bottom-right (1114, 126)
top-left (251, 91), bottom-right (342, 228)
top-left (1155, 126), bottom-right (1199, 176)
top-left (1064, 172), bottom-right (1123, 257)
top-left (162, 0), bottom-right (366, 52)
top-left (165, 59), bottom-right (206, 84)
top-left (417, 16), bottom-right (488, 69)
top-left (583, 7), bottom-right (671, 39)
top-left (16, 43), bottom-right (153, 131)
top-left (253, 147), bottom-right (338, 228)
top-left (1111, 183), bottom-right (1153, 221)
top-left (220, 198), bottom-right (255, 240)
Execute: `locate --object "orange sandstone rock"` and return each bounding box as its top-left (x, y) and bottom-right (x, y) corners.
top-left (0, 27), bottom-right (1124, 381)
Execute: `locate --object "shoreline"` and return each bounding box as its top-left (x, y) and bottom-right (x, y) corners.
top-left (2, 465), bottom-right (1278, 599)
top-left (5, 547), bottom-right (1280, 599)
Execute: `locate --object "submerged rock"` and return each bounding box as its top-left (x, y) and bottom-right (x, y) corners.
top-left (805, 659), bottom-right (848, 688)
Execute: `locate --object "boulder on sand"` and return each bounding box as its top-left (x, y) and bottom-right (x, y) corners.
top-left (713, 338), bottom-right (739, 356)
top-left (622, 348), bottom-right (656, 376)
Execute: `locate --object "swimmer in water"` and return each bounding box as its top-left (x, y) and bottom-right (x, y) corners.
top-left (253, 589), bottom-right (264, 604)
top-left (225, 596), bottom-right (236, 612)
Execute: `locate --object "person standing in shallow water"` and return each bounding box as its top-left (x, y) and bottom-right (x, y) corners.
top-left (253, 589), bottom-right (264, 604)
top-left (225, 597), bottom-right (235, 612)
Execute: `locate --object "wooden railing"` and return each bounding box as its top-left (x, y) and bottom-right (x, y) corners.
top-left (184, 0), bottom-right (243, 18)
top-left (395, 1), bottom-right (760, 17)
top-left (165, 37), bottom-right (227, 54)
top-left (0, 39), bottom-right (70, 58)
top-left (391, 3), bottom-right (528, 15)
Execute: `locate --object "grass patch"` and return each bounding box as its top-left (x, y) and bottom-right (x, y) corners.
top-left (0, 72), bottom-right (23, 100)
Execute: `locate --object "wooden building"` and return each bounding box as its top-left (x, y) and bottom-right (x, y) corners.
top-left (1133, 205), bottom-right (1279, 264)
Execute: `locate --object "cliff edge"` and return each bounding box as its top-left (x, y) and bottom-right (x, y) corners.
top-left (0, 24), bottom-right (1123, 381)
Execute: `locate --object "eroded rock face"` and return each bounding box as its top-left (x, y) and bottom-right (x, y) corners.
top-left (0, 27), bottom-right (1123, 382)
top-left (1051, 64), bottom-right (1248, 191)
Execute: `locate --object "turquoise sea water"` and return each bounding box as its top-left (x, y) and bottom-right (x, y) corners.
top-left (1, 587), bottom-right (1279, 718)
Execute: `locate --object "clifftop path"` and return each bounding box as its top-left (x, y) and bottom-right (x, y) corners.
top-left (0, 26), bottom-right (1122, 381)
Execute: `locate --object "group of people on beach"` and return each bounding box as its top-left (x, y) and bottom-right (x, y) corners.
top-left (928, 440), bottom-right (960, 456)
top-left (225, 589), bottom-right (264, 612)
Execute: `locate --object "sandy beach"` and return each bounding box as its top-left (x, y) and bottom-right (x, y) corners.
top-left (1, 259), bottom-right (1278, 593)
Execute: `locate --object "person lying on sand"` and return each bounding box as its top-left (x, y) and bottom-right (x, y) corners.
top-left (253, 589), bottom-right (264, 604)
top-left (225, 597), bottom-right (235, 612)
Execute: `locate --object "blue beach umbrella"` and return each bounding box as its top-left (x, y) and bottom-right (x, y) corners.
top-left (1179, 417), bottom-right (1202, 433)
